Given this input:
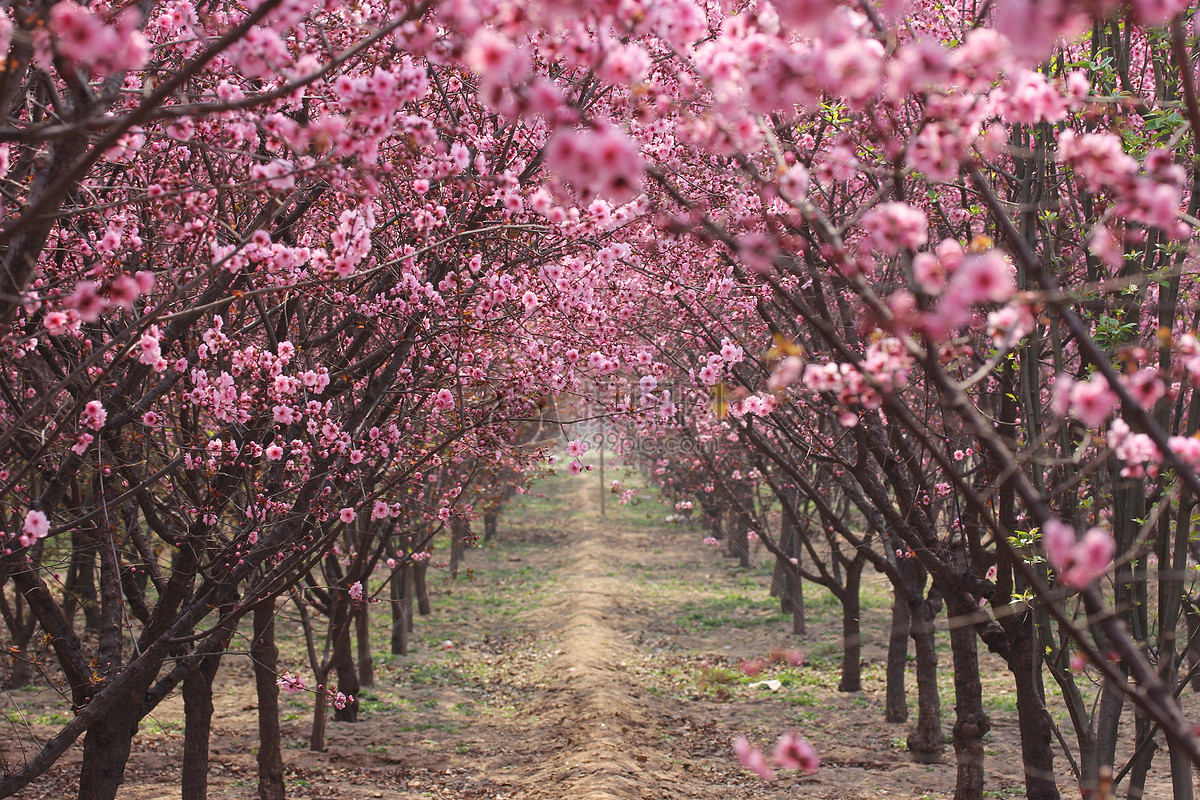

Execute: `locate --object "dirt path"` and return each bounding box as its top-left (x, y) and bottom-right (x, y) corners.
top-left (521, 482), bottom-right (688, 800)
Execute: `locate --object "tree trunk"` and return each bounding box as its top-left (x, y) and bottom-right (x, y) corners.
top-left (1186, 598), bottom-right (1200, 692)
top-left (483, 511), bottom-right (498, 543)
top-left (62, 527), bottom-right (102, 633)
top-left (450, 519), bottom-right (468, 578)
top-left (355, 602), bottom-right (373, 687)
top-left (789, 521), bottom-right (805, 636)
top-left (838, 559), bottom-right (863, 693)
top-left (309, 667), bottom-right (330, 752)
top-left (414, 562), bottom-right (431, 616)
top-left (1126, 712), bottom-right (1156, 800)
top-left (391, 565), bottom-right (405, 655)
top-left (1005, 611), bottom-right (1060, 800)
top-left (947, 594), bottom-right (990, 800)
top-left (332, 597), bottom-right (359, 723)
top-left (885, 589), bottom-right (911, 723)
top-left (76, 690), bottom-right (141, 800)
top-left (182, 652), bottom-right (222, 800)
top-left (252, 601), bottom-right (286, 800)
top-left (908, 596), bottom-right (944, 762)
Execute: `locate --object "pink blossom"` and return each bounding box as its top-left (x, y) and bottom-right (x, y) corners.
top-left (565, 439), bottom-right (589, 457)
top-left (348, 581), bottom-right (364, 602)
top-left (1043, 520), bottom-right (1116, 588)
top-left (339, 507), bottom-right (357, 524)
top-left (568, 459), bottom-right (583, 475)
top-left (1068, 376), bottom-right (1118, 428)
top-left (861, 203), bottom-right (928, 255)
top-left (1041, 519), bottom-right (1076, 574)
top-left (768, 356), bottom-right (805, 391)
top-left (953, 251), bottom-right (1015, 304)
top-left (371, 500), bottom-right (390, 520)
top-left (779, 163), bottom-right (810, 202)
top-left (733, 735), bottom-right (776, 781)
top-left (773, 732), bottom-right (820, 774)
top-left (81, 400), bottom-right (107, 430)
top-left (44, 311), bottom-right (71, 336)
top-left (434, 389), bottom-right (455, 411)
top-left (70, 434), bottom-right (93, 455)
top-left (276, 671), bottom-right (306, 694)
top-left (1059, 528), bottom-right (1116, 588)
top-left (22, 510), bottom-right (49, 546)
top-left (327, 690), bottom-right (354, 710)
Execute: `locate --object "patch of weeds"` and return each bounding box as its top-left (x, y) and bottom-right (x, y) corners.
top-left (33, 712), bottom-right (70, 726)
top-left (987, 693), bottom-right (1018, 712)
top-left (143, 718), bottom-right (183, 736)
top-left (891, 737), bottom-right (909, 752)
top-left (456, 742), bottom-right (473, 754)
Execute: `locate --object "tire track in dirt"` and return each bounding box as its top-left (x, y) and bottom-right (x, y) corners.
top-left (521, 483), bottom-right (686, 800)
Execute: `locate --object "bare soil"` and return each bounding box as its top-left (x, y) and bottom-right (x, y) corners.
top-left (0, 467), bottom-right (1189, 799)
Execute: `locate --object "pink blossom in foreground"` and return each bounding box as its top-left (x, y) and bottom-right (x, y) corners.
top-left (733, 735), bottom-right (776, 781)
top-left (348, 581), bottom-right (364, 603)
top-left (773, 732), bottom-right (820, 774)
top-left (565, 439), bottom-right (588, 457)
top-left (1043, 520), bottom-right (1116, 588)
top-left (20, 511), bottom-right (49, 547)
top-left (567, 459), bottom-right (583, 475)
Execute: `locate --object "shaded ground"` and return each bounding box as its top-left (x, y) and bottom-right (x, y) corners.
top-left (0, 462), bottom-right (1187, 799)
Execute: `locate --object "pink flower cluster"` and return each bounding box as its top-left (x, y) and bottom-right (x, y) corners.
top-left (1058, 132), bottom-right (1185, 231)
top-left (19, 510), bottom-right (50, 548)
top-left (861, 203), bottom-right (928, 256)
top-left (48, 2), bottom-right (148, 75)
top-left (1042, 520), bottom-right (1115, 589)
top-left (545, 124), bottom-right (644, 203)
top-left (733, 732), bottom-right (820, 782)
top-left (275, 670), bottom-right (306, 695)
top-left (327, 689), bottom-right (354, 710)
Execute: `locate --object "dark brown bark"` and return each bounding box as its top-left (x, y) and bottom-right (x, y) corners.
top-left (1126, 713), bottom-right (1157, 800)
top-left (252, 601), bottom-right (286, 800)
top-left (414, 562), bottom-right (431, 616)
top-left (61, 527), bottom-right (102, 633)
top-left (332, 596), bottom-right (359, 723)
top-left (908, 596), bottom-right (944, 762)
top-left (391, 564), bottom-right (412, 656)
top-left (76, 692), bottom-right (141, 800)
top-left (838, 557), bottom-right (864, 693)
top-left (182, 652), bottom-right (223, 800)
top-left (1186, 599), bottom-right (1200, 692)
top-left (885, 589), bottom-right (911, 724)
top-left (947, 594), bottom-right (990, 800)
top-left (450, 519), bottom-right (467, 578)
top-left (1004, 611), bottom-right (1060, 800)
top-left (355, 603), bottom-right (374, 687)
